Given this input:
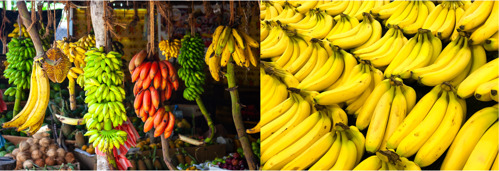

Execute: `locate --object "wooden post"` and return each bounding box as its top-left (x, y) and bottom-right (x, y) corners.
top-left (161, 135), bottom-right (176, 170)
top-left (90, 0), bottom-right (113, 170)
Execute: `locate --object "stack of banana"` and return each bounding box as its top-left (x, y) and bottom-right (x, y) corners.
top-left (440, 105), bottom-right (499, 170)
top-left (354, 150), bottom-right (421, 170)
top-left (452, 0), bottom-right (498, 45)
top-left (356, 78), bottom-right (416, 153)
top-left (2, 60), bottom-right (50, 135)
top-left (82, 47), bottom-right (128, 153)
top-left (457, 58), bottom-right (499, 102)
top-left (159, 39), bottom-right (181, 60)
top-left (178, 33), bottom-right (206, 101)
top-left (422, 1), bottom-right (470, 40)
top-left (371, 0), bottom-right (438, 34)
top-left (205, 25), bottom-right (259, 81)
top-left (385, 84), bottom-right (466, 167)
top-left (353, 26), bottom-right (408, 67)
top-left (4, 37), bottom-right (34, 90)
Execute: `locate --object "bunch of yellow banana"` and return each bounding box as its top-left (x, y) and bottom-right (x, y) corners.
top-left (412, 34), bottom-right (486, 87)
top-left (314, 61), bottom-right (384, 106)
top-left (353, 26), bottom-right (408, 67)
top-left (451, 0), bottom-right (498, 45)
top-left (260, 23), bottom-right (297, 59)
top-left (354, 150), bottom-right (421, 170)
top-left (158, 39), bottom-right (181, 59)
top-left (8, 23), bottom-right (29, 38)
top-left (318, 0), bottom-right (389, 20)
top-left (260, 21), bottom-right (271, 42)
top-left (262, 103), bottom-right (364, 170)
top-left (384, 29), bottom-right (442, 80)
top-left (457, 58), bottom-right (499, 102)
top-left (327, 13), bottom-right (382, 50)
top-left (205, 25), bottom-right (259, 81)
top-left (287, 10), bottom-right (335, 39)
top-left (385, 84), bottom-right (466, 167)
top-left (422, 1), bottom-right (470, 40)
top-left (295, 43), bottom-right (357, 92)
top-left (262, 2), bottom-right (302, 24)
top-left (2, 60), bottom-right (50, 135)
top-left (9, 23), bottom-right (53, 51)
top-left (484, 31), bottom-right (499, 51)
top-left (371, 0), bottom-right (436, 34)
top-left (325, 14), bottom-right (359, 40)
top-left (441, 104), bottom-right (499, 170)
top-left (260, 1), bottom-right (284, 20)
top-left (356, 78), bottom-right (416, 153)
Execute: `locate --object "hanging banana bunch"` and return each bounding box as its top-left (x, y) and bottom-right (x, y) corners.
top-left (159, 39), bottom-right (181, 60)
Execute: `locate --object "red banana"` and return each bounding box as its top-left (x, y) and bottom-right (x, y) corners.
top-left (134, 90), bottom-right (144, 109)
top-left (149, 61), bottom-right (159, 79)
top-left (142, 75), bottom-right (152, 90)
top-left (129, 52), bottom-right (139, 72)
top-left (164, 61), bottom-right (179, 91)
top-left (140, 109), bottom-right (148, 122)
top-left (164, 112), bottom-right (175, 133)
top-left (148, 105), bottom-right (157, 118)
top-left (140, 62), bottom-right (151, 81)
top-left (154, 116), bottom-right (168, 137)
top-left (144, 117), bottom-right (154, 133)
top-left (166, 81), bottom-right (172, 100)
top-left (164, 130), bottom-right (173, 138)
top-left (142, 89), bottom-right (151, 112)
top-left (131, 65), bottom-right (141, 82)
top-left (153, 108), bottom-right (165, 128)
top-left (161, 78), bottom-right (168, 90)
top-left (149, 87), bottom-right (160, 109)
top-left (153, 72), bottom-right (162, 89)
top-left (160, 89), bottom-right (166, 102)
top-left (134, 50), bottom-right (147, 67)
top-left (158, 61), bottom-right (169, 79)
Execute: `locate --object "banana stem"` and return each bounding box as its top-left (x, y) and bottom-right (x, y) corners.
top-left (195, 97), bottom-right (215, 144)
top-left (68, 78), bottom-right (76, 110)
top-left (225, 60), bottom-right (257, 170)
top-left (13, 85), bottom-right (22, 115)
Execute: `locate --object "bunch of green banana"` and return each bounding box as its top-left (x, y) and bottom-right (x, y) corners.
top-left (457, 58), bottom-right (498, 102)
top-left (159, 39), bottom-right (181, 59)
top-left (294, 42), bottom-right (358, 92)
top-left (318, 0), bottom-right (389, 20)
top-left (451, 0), bottom-right (498, 45)
top-left (371, 0), bottom-right (437, 34)
top-left (354, 150), bottom-right (421, 170)
top-left (84, 128), bottom-right (128, 153)
top-left (2, 60), bottom-right (50, 135)
top-left (385, 84), bottom-right (466, 167)
top-left (353, 26), bottom-right (408, 68)
top-left (205, 25), bottom-right (259, 81)
top-left (440, 104), bottom-right (498, 170)
top-left (356, 78), bottom-right (416, 153)
top-left (4, 37), bottom-right (35, 114)
top-left (82, 47), bottom-right (127, 153)
top-left (8, 22), bottom-right (53, 51)
top-left (324, 14), bottom-right (359, 40)
top-left (422, 1), bottom-right (470, 40)
top-left (313, 61), bottom-right (384, 106)
top-left (178, 33), bottom-right (205, 101)
top-left (412, 34), bottom-right (486, 87)
top-left (327, 13), bottom-right (382, 50)
top-left (384, 29), bottom-right (442, 80)
top-left (484, 31), bottom-right (498, 52)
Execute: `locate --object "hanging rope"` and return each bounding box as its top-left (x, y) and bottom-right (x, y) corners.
top-left (0, 1), bottom-right (9, 53)
top-left (148, 0), bottom-right (155, 55)
top-left (229, 1), bottom-right (235, 25)
top-left (203, 1), bottom-right (213, 18)
top-left (86, 1), bottom-right (91, 34)
top-left (65, 1), bottom-right (71, 39)
top-left (128, 1), bottom-right (139, 30)
top-left (189, 1), bottom-right (195, 37)
top-left (167, 0), bottom-right (173, 40)
top-left (26, 0), bottom-right (37, 33)
top-left (103, 1), bottom-right (127, 41)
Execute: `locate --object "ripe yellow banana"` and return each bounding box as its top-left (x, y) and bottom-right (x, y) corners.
top-left (462, 122), bottom-right (498, 170)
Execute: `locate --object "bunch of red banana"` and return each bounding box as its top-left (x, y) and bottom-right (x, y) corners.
top-left (129, 50), bottom-right (179, 137)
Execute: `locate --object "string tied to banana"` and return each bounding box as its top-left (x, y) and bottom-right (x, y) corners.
top-left (0, 1), bottom-right (10, 53)
top-left (103, 2), bottom-right (127, 44)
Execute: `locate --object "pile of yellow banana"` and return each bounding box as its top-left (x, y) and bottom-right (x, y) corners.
top-left (205, 25), bottom-right (259, 81)
top-left (56, 35), bottom-right (96, 110)
top-left (7, 23), bottom-right (29, 38)
top-left (2, 60), bottom-right (50, 135)
top-left (354, 150), bottom-right (421, 170)
top-left (159, 39), bottom-right (181, 59)
top-left (457, 58), bottom-right (499, 102)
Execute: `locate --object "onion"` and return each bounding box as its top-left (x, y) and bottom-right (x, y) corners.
top-left (16, 152), bottom-right (29, 163)
top-left (48, 144), bottom-right (58, 151)
top-left (29, 144), bottom-right (39, 152)
top-left (32, 133), bottom-right (44, 140)
top-left (64, 152), bottom-right (75, 163)
top-left (46, 149), bottom-right (56, 158)
top-left (23, 160), bottom-right (34, 169)
top-left (26, 138), bottom-right (35, 145)
top-left (55, 156), bottom-right (64, 165)
top-left (19, 141), bottom-right (29, 151)
top-left (34, 159), bottom-right (45, 167)
top-left (39, 138), bottom-right (51, 147)
top-left (56, 148), bottom-right (66, 158)
top-left (31, 150), bottom-right (42, 160)
top-left (45, 157), bottom-right (55, 166)
top-left (12, 148), bottom-right (19, 156)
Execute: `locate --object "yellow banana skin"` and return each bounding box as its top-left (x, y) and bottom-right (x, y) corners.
top-left (457, 58), bottom-right (499, 98)
top-left (462, 122), bottom-right (498, 170)
top-left (414, 91), bottom-right (464, 167)
top-left (309, 131), bottom-right (342, 170)
top-left (365, 86), bottom-right (395, 153)
top-left (441, 105), bottom-right (499, 170)
top-left (353, 156), bottom-right (382, 170)
top-left (282, 132), bottom-right (335, 170)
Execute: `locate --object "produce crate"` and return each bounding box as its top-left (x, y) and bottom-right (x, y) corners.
top-left (73, 149), bottom-right (95, 170)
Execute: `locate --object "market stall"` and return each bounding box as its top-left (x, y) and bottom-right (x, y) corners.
top-left (0, 0), bottom-right (259, 170)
